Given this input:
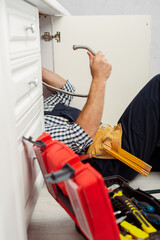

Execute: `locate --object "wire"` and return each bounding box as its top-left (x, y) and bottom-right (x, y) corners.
top-left (42, 81), bottom-right (88, 98)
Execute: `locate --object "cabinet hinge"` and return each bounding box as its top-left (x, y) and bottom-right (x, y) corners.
top-left (41, 31), bottom-right (61, 42)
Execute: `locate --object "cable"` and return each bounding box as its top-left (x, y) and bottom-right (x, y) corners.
top-left (42, 81), bottom-right (88, 98)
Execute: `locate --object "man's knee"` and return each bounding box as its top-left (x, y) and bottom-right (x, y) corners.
top-left (141, 74), bottom-right (160, 99)
top-left (151, 74), bottom-right (160, 85)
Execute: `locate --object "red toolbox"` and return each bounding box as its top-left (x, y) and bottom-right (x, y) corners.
top-left (31, 132), bottom-right (120, 240)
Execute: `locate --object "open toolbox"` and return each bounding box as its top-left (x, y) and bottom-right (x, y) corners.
top-left (104, 175), bottom-right (160, 239)
top-left (24, 132), bottom-right (160, 240)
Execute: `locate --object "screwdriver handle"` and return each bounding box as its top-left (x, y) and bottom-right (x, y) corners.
top-left (141, 210), bottom-right (160, 226)
top-left (131, 198), bottom-right (155, 213)
top-left (79, 153), bottom-right (93, 161)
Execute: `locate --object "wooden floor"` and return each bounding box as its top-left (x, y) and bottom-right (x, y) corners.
top-left (28, 172), bottom-right (160, 240)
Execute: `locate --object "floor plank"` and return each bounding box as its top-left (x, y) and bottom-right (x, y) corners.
top-left (28, 185), bottom-right (84, 240)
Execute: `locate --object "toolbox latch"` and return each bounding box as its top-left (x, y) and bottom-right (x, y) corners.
top-left (45, 163), bottom-right (75, 184)
top-left (23, 136), bottom-right (46, 149)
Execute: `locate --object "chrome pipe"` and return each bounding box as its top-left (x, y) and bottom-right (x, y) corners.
top-left (73, 45), bottom-right (96, 56)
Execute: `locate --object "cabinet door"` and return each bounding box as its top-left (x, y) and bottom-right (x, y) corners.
top-left (17, 97), bottom-right (44, 227)
top-left (51, 16), bottom-right (151, 125)
top-left (7, 0), bottom-right (40, 59)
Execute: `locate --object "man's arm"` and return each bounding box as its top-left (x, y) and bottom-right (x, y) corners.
top-left (42, 67), bottom-right (66, 90)
top-left (76, 51), bottom-right (112, 139)
top-left (42, 67), bottom-right (75, 109)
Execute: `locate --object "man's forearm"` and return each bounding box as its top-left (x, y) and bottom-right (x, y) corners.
top-left (42, 68), bottom-right (66, 90)
top-left (76, 79), bottom-right (106, 139)
top-left (76, 51), bottom-right (112, 139)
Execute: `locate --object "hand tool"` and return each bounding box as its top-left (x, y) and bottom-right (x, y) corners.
top-left (114, 210), bottom-right (122, 216)
top-left (120, 232), bottom-right (132, 240)
top-left (120, 229), bottom-right (133, 240)
top-left (108, 184), bottom-right (120, 191)
top-left (116, 215), bottom-right (127, 224)
top-left (78, 153), bottom-right (100, 161)
top-left (120, 220), bottom-right (149, 239)
top-left (102, 141), bottom-right (152, 176)
top-left (141, 210), bottom-right (160, 226)
top-left (114, 210), bottom-right (127, 225)
top-left (113, 208), bottom-right (127, 226)
top-left (120, 230), bottom-right (133, 240)
top-left (112, 190), bottom-right (157, 234)
top-left (131, 197), bottom-right (155, 213)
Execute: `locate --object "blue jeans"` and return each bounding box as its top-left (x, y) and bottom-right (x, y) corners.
top-left (90, 74), bottom-right (160, 180)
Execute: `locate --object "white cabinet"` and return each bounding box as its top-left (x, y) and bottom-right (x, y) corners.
top-left (0, 0), bottom-right (69, 238)
top-left (6, 0), bottom-right (44, 227)
top-left (11, 53), bottom-right (42, 122)
top-left (4, 0), bottom-right (44, 237)
top-left (7, 0), bottom-right (40, 59)
top-left (0, 0), bottom-right (69, 239)
top-left (17, 97), bottom-right (44, 226)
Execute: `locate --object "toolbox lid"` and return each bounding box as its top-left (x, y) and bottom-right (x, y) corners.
top-left (33, 132), bottom-right (121, 240)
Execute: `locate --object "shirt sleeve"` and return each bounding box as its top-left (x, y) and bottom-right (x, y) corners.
top-left (44, 80), bottom-right (75, 112)
top-left (44, 115), bottom-right (93, 154)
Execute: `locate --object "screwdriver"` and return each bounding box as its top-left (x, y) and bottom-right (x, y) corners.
top-left (120, 229), bottom-right (133, 240)
top-left (120, 220), bottom-right (149, 239)
top-left (112, 190), bottom-right (157, 234)
top-left (120, 232), bottom-right (132, 240)
top-left (131, 198), bottom-right (155, 213)
top-left (140, 210), bottom-right (160, 226)
top-left (78, 153), bottom-right (100, 161)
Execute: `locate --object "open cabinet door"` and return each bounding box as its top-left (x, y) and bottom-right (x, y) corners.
top-left (51, 16), bottom-right (151, 125)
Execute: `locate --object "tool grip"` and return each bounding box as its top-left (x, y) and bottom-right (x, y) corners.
top-left (131, 198), bottom-right (155, 213)
top-left (143, 211), bottom-right (160, 226)
top-left (113, 190), bottom-right (157, 234)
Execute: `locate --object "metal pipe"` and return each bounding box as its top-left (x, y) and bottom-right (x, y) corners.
top-left (73, 45), bottom-right (96, 56)
top-left (42, 45), bottom-right (97, 97)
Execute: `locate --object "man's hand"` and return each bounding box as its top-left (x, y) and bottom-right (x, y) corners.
top-left (88, 51), bottom-right (112, 83)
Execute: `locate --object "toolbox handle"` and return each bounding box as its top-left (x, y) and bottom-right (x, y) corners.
top-left (144, 189), bottom-right (160, 195)
top-left (45, 164), bottom-right (75, 184)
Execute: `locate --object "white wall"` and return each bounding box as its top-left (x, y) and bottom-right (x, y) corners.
top-left (57, 0), bottom-right (160, 77)
top-left (52, 15), bottom-right (151, 125)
